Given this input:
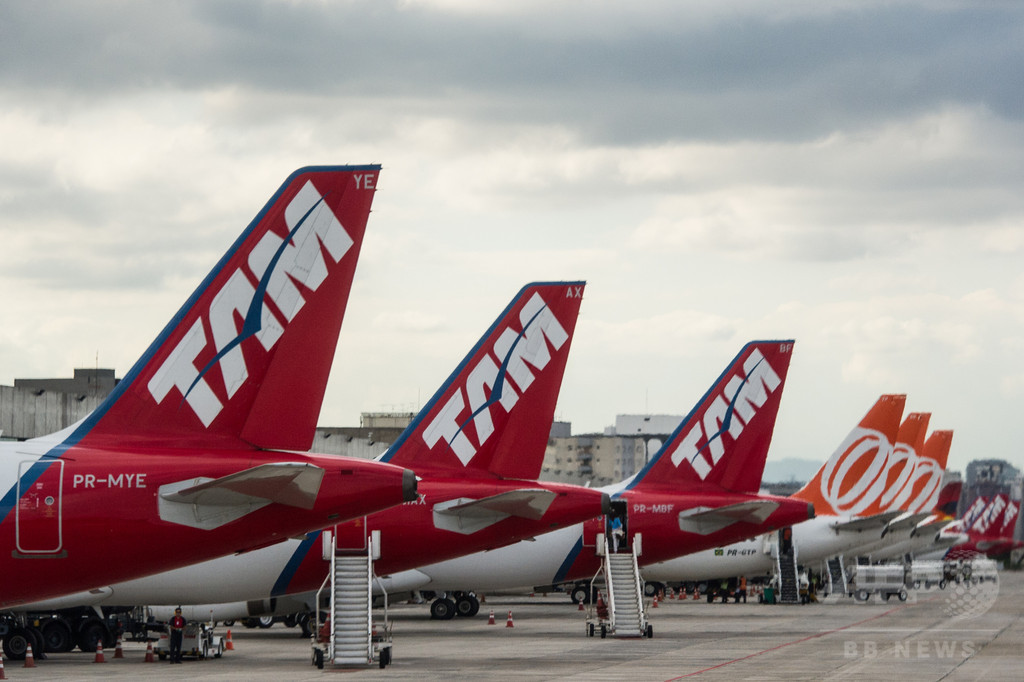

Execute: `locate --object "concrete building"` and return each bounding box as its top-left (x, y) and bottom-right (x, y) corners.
top-left (1, 369), bottom-right (116, 440)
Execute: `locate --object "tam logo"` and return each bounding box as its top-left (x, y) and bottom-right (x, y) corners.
top-left (421, 292), bottom-right (568, 466)
top-left (667, 348), bottom-right (782, 479)
top-left (147, 179), bottom-right (363, 426)
top-left (973, 496), bottom-right (1007, 535)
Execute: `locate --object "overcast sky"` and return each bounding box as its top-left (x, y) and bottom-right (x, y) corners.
top-left (2, 1), bottom-right (1023, 475)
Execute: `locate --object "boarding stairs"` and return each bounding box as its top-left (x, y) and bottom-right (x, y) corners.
top-left (602, 536), bottom-right (649, 638)
top-left (826, 556), bottom-right (849, 597)
top-left (313, 529), bottom-right (392, 669)
top-left (776, 547), bottom-right (800, 604)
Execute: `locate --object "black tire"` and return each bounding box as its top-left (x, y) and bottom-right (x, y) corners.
top-left (284, 614), bottom-right (297, 628)
top-left (939, 579), bottom-right (947, 590)
top-left (587, 623), bottom-right (595, 637)
top-left (313, 648), bottom-right (324, 669)
top-left (570, 584), bottom-right (590, 605)
top-left (913, 580), bottom-right (921, 590)
top-left (600, 624), bottom-right (607, 639)
top-left (298, 612), bottom-right (313, 638)
top-left (898, 589), bottom-right (908, 602)
top-left (242, 618), bottom-right (259, 629)
top-left (430, 597), bottom-right (457, 620)
top-left (3, 628), bottom-right (30, 660)
top-left (76, 620), bottom-right (107, 653)
top-left (257, 616), bottom-right (274, 629)
top-left (455, 594), bottom-right (480, 618)
top-left (159, 652), bottom-right (168, 661)
top-left (379, 646), bottom-right (391, 668)
top-left (643, 582), bottom-right (663, 598)
top-left (42, 619), bottom-right (75, 653)
top-left (856, 589), bottom-right (869, 602)
top-left (222, 620), bottom-right (235, 627)
top-left (646, 624), bottom-right (654, 639)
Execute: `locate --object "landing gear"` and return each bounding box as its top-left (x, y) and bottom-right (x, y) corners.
top-left (2, 627), bottom-right (30, 660)
top-left (455, 593), bottom-right (480, 618)
top-left (430, 597), bottom-right (457, 620)
top-left (570, 582), bottom-right (595, 604)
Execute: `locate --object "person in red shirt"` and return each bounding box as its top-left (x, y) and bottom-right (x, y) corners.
top-left (169, 607), bottom-right (186, 664)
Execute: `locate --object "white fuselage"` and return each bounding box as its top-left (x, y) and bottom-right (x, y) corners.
top-left (641, 514), bottom-right (890, 583)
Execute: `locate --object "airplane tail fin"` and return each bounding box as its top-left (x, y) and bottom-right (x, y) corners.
top-left (72, 166), bottom-right (380, 452)
top-left (895, 429), bottom-right (953, 514)
top-left (998, 495), bottom-right (1020, 538)
top-left (934, 478), bottom-right (962, 517)
top-left (381, 282), bottom-right (586, 480)
top-left (792, 394), bottom-right (906, 515)
top-left (624, 340), bottom-right (794, 494)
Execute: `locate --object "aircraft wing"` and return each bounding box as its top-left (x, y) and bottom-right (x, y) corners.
top-left (831, 510), bottom-right (903, 533)
top-left (677, 500), bottom-right (780, 535)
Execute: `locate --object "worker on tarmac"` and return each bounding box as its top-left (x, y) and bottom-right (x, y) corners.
top-left (169, 607), bottom-right (186, 664)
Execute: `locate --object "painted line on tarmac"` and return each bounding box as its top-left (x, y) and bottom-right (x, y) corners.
top-left (666, 604), bottom-right (907, 679)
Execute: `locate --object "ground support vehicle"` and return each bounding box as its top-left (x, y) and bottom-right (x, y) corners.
top-left (911, 561), bottom-right (947, 590)
top-left (852, 565), bottom-right (909, 602)
top-left (155, 622), bottom-right (225, 660)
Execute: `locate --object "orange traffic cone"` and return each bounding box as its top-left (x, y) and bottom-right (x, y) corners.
top-left (114, 635), bottom-right (125, 659)
top-left (94, 641), bottom-right (106, 663)
top-left (578, 600), bottom-right (584, 611)
top-left (0, 653), bottom-right (6, 679)
top-left (505, 610), bottom-right (514, 628)
top-left (652, 595), bottom-right (659, 608)
top-left (692, 588), bottom-right (699, 600)
top-left (487, 610), bottom-right (495, 625)
top-left (144, 641), bottom-right (155, 663)
top-left (225, 629), bottom-right (235, 650)
top-left (23, 644), bottom-right (37, 668)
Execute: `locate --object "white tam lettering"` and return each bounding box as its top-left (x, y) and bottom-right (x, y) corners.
top-left (495, 293), bottom-right (567, 394)
top-left (422, 391), bottom-right (477, 465)
top-left (207, 270), bottom-right (254, 398)
top-left (147, 318), bottom-right (223, 426)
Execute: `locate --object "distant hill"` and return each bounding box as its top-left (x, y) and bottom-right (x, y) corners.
top-left (762, 458), bottom-right (820, 485)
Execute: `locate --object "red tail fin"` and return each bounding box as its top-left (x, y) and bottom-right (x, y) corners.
top-left (625, 340), bottom-right (794, 494)
top-left (74, 166), bottom-right (380, 451)
top-left (793, 394), bottom-right (906, 515)
top-left (935, 478), bottom-right (962, 517)
top-left (382, 282), bottom-right (585, 480)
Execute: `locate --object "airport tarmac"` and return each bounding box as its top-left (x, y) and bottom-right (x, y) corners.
top-left (5, 570), bottom-right (1022, 681)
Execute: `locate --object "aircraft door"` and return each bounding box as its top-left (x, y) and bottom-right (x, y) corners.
top-left (334, 516), bottom-right (369, 552)
top-left (15, 460), bottom-right (65, 556)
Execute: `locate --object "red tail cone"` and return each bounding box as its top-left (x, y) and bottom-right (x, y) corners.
top-left (23, 644), bottom-right (37, 668)
top-left (487, 610), bottom-right (495, 625)
top-left (505, 610), bottom-right (514, 628)
top-left (94, 642), bottom-right (106, 663)
top-left (144, 641), bottom-right (155, 663)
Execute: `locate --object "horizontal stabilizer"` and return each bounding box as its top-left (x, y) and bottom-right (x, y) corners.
top-left (911, 518), bottom-right (952, 537)
top-left (158, 463), bottom-right (325, 530)
top-left (831, 509), bottom-right (903, 533)
top-left (883, 511), bottom-right (933, 535)
top-left (677, 500), bottom-right (780, 535)
top-left (432, 489), bottom-right (556, 535)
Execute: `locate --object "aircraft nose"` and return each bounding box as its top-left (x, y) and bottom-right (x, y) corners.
top-left (402, 469), bottom-right (418, 502)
